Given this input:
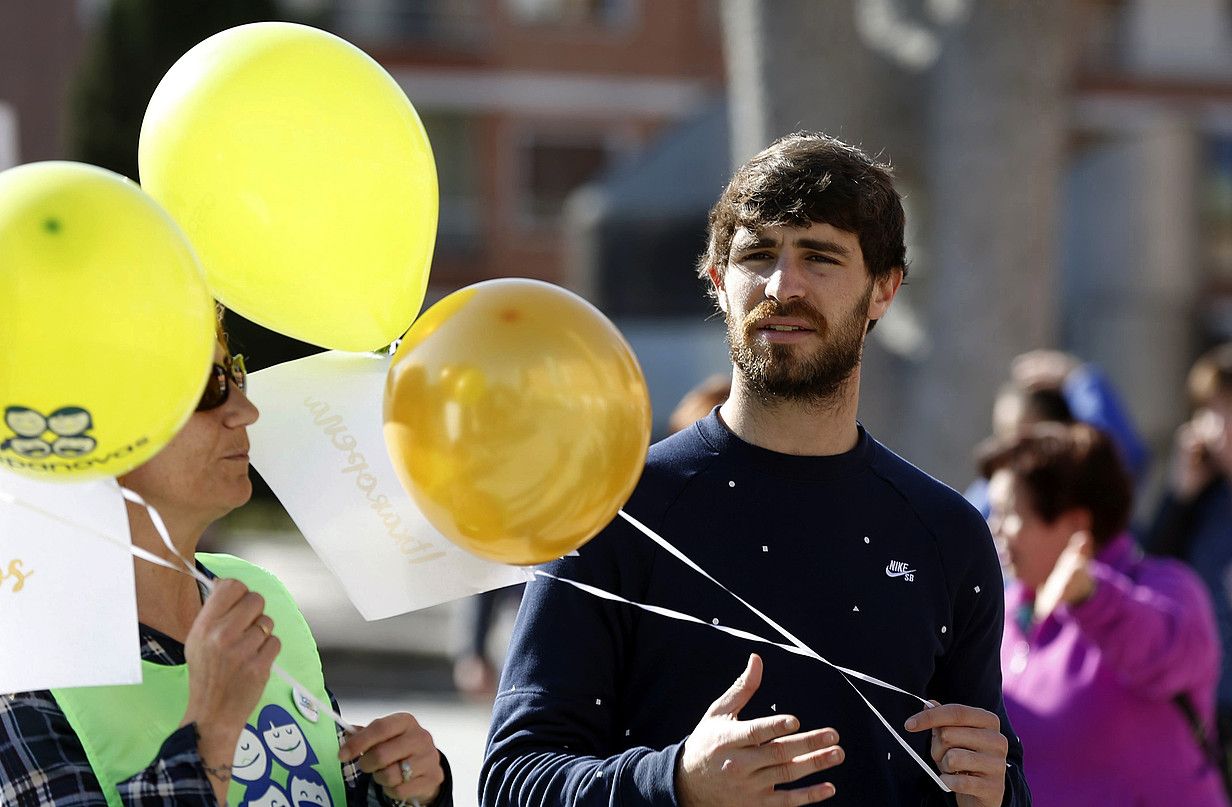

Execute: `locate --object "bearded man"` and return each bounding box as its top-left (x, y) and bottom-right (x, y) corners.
top-left (480, 133), bottom-right (1030, 807)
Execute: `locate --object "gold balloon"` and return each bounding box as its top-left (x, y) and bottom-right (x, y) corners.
top-left (383, 279), bottom-right (651, 565)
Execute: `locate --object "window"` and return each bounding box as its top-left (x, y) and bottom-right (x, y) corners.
top-left (419, 111), bottom-right (481, 254)
top-left (505, 0), bottom-right (635, 28)
top-left (517, 134), bottom-right (616, 227)
top-left (320, 0), bottom-right (485, 47)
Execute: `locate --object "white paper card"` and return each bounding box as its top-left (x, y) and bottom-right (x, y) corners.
top-left (0, 471), bottom-right (140, 691)
top-left (248, 352), bottom-right (531, 621)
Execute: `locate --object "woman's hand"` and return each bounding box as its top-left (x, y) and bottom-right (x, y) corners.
top-left (1034, 532), bottom-right (1096, 621)
top-left (338, 713), bottom-right (446, 805)
top-left (181, 578), bottom-right (280, 802)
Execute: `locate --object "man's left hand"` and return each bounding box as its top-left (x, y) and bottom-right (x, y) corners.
top-left (905, 702), bottom-right (1007, 807)
top-left (338, 713), bottom-right (444, 805)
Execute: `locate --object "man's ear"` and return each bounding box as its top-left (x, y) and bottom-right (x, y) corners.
top-left (707, 264), bottom-right (727, 313)
top-left (867, 266), bottom-right (904, 321)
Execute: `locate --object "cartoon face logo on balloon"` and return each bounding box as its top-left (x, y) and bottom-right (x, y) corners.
top-left (2, 407), bottom-right (51, 458)
top-left (240, 780), bottom-right (292, 807)
top-left (231, 723), bottom-right (270, 785)
top-left (258, 704), bottom-right (317, 770)
top-left (289, 768), bottom-right (334, 807)
top-left (47, 407), bottom-right (96, 456)
top-left (1, 405), bottom-right (97, 459)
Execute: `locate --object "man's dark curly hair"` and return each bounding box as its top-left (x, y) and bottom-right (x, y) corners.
top-left (698, 131), bottom-right (908, 285)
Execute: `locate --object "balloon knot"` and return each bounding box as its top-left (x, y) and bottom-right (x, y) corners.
top-left (43, 218), bottom-right (61, 235)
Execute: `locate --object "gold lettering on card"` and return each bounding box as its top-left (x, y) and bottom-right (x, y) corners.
top-left (0, 559), bottom-right (34, 593)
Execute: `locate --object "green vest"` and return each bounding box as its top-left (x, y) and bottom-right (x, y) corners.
top-left (52, 553), bottom-right (347, 807)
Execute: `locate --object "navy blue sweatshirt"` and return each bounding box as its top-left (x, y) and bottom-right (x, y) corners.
top-left (482, 413), bottom-right (1029, 806)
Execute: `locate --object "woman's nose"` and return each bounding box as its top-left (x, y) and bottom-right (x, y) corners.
top-left (224, 382), bottom-right (260, 426)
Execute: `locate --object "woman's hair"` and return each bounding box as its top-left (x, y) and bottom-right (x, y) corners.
top-left (215, 302), bottom-right (228, 346)
top-left (978, 422), bottom-right (1132, 548)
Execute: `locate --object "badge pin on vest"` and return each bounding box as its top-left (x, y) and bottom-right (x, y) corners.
top-left (293, 685), bottom-right (321, 723)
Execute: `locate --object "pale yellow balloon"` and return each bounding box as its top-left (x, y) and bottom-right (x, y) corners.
top-left (383, 280), bottom-right (652, 565)
top-left (0, 162), bottom-right (215, 480)
top-left (139, 22), bottom-right (437, 351)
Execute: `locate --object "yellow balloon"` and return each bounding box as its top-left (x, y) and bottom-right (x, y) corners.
top-left (0, 162), bottom-right (215, 480)
top-left (139, 22), bottom-right (437, 351)
top-left (384, 279), bottom-right (651, 565)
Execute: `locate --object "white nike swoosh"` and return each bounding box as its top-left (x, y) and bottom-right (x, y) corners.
top-left (885, 568), bottom-right (916, 577)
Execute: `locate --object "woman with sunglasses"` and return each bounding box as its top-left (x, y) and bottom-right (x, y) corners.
top-left (0, 316), bottom-right (452, 807)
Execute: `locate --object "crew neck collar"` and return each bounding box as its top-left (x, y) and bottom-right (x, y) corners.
top-left (693, 409), bottom-right (874, 481)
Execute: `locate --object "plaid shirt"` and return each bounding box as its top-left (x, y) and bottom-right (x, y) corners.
top-left (0, 627), bottom-right (451, 807)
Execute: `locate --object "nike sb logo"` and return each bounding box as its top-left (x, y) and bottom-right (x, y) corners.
top-left (885, 560), bottom-right (916, 581)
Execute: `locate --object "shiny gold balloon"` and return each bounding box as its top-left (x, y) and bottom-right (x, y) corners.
top-left (383, 279), bottom-right (651, 565)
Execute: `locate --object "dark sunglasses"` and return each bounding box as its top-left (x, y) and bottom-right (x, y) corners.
top-left (197, 354), bottom-right (248, 412)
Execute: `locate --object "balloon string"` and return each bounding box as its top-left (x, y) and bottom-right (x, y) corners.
top-left (0, 484), bottom-right (356, 734)
top-left (615, 511), bottom-right (931, 700)
top-left (598, 512), bottom-right (951, 793)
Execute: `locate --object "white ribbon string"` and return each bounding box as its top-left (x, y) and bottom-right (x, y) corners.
top-left (617, 510), bottom-right (933, 706)
top-left (541, 509), bottom-right (949, 792)
top-left (536, 572), bottom-right (817, 659)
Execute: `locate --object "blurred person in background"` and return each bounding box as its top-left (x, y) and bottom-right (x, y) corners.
top-left (666, 374), bottom-right (731, 434)
top-left (453, 586), bottom-right (521, 701)
top-left (982, 422), bottom-right (1226, 806)
top-left (965, 349), bottom-right (1148, 520)
top-left (1144, 343), bottom-right (1232, 758)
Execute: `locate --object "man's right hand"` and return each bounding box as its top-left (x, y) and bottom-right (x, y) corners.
top-left (676, 654), bottom-right (842, 807)
top-left (181, 579), bottom-right (281, 800)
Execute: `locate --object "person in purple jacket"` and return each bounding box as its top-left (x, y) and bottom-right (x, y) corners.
top-left (981, 422), bottom-right (1227, 806)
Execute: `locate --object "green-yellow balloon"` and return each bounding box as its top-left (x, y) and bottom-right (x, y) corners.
top-left (0, 162), bottom-right (215, 481)
top-left (139, 22), bottom-right (438, 352)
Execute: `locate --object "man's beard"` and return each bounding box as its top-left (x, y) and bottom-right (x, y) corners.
top-left (726, 285), bottom-right (872, 407)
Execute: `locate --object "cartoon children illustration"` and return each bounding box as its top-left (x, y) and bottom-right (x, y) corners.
top-left (47, 406), bottom-right (95, 457)
top-left (232, 723), bottom-right (271, 787)
top-left (288, 768), bottom-right (333, 807)
top-left (4, 406), bottom-right (47, 438)
top-left (1, 406), bottom-right (51, 458)
top-left (257, 704), bottom-right (317, 772)
top-left (240, 780), bottom-right (292, 807)
top-left (46, 406), bottom-right (91, 438)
